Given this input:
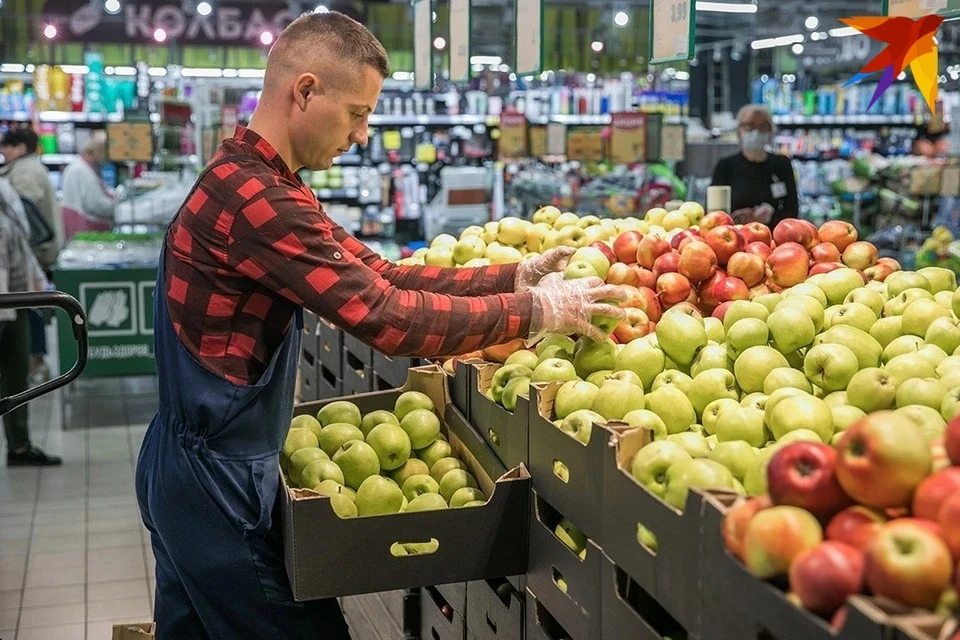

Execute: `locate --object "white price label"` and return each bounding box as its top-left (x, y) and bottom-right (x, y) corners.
top-left (651, 0), bottom-right (693, 63)
top-left (414, 0), bottom-right (432, 90)
top-left (450, 0), bottom-right (471, 83)
top-left (516, 0), bottom-right (543, 74)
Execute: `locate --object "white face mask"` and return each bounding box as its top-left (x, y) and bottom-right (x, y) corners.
top-left (741, 129), bottom-right (771, 152)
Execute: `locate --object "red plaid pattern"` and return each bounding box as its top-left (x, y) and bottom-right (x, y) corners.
top-left (165, 127), bottom-right (532, 384)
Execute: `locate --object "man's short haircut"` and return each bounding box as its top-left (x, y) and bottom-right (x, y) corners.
top-left (265, 11), bottom-right (390, 92)
top-left (0, 127), bottom-right (39, 151)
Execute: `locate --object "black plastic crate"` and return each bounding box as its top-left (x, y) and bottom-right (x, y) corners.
top-left (299, 363), bottom-right (319, 402)
top-left (301, 312), bottom-right (319, 360)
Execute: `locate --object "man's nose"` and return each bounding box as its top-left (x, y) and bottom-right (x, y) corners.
top-left (350, 127), bottom-right (368, 147)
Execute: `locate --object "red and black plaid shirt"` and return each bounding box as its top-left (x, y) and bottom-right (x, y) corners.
top-left (165, 127), bottom-right (533, 385)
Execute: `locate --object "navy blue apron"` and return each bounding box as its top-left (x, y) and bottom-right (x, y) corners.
top-left (135, 160), bottom-right (351, 639)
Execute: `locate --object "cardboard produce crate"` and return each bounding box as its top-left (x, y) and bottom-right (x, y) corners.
top-left (112, 623), bottom-right (154, 639)
top-left (524, 587), bottom-right (579, 640)
top-left (344, 331), bottom-right (374, 366)
top-left (892, 614), bottom-right (957, 640)
top-left (600, 551), bottom-right (687, 640)
top-left (467, 578), bottom-right (525, 640)
top-left (422, 585), bottom-right (467, 640)
top-left (436, 581), bottom-right (467, 618)
top-left (469, 362), bottom-right (530, 471)
top-left (374, 350), bottom-right (423, 389)
top-left (601, 427), bottom-right (700, 634)
top-left (699, 489), bottom-right (905, 640)
top-left (283, 366), bottom-right (531, 601)
top-left (301, 313), bottom-right (319, 362)
top-left (526, 491), bottom-right (602, 640)
top-left (446, 358), bottom-right (476, 419)
top-left (374, 370), bottom-right (397, 391)
top-left (342, 347), bottom-right (373, 395)
top-left (340, 590), bottom-right (418, 640)
top-left (299, 362), bottom-right (319, 402)
top-left (318, 318), bottom-right (343, 377)
top-left (317, 364), bottom-right (343, 400)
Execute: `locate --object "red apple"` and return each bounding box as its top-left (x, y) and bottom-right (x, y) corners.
top-left (590, 241), bottom-right (618, 266)
top-left (766, 243), bottom-right (810, 288)
top-left (745, 242), bottom-right (772, 260)
top-left (714, 276), bottom-right (749, 303)
top-left (657, 272), bottom-right (692, 307)
top-left (613, 231), bottom-right (643, 264)
top-left (767, 443), bottom-right (853, 522)
top-left (841, 241), bottom-right (879, 270)
top-left (938, 492), bottom-right (960, 559)
top-left (722, 495), bottom-right (772, 561)
top-left (947, 417), bottom-right (960, 466)
top-left (818, 220), bottom-right (858, 252)
top-left (653, 252), bottom-right (681, 280)
top-left (864, 520), bottom-right (954, 609)
top-left (634, 267), bottom-right (656, 290)
top-left (774, 219), bottom-right (818, 250)
top-left (809, 262), bottom-right (845, 276)
top-left (877, 257), bottom-right (901, 271)
top-left (699, 210), bottom-right (735, 234)
top-left (697, 269), bottom-right (727, 308)
top-left (744, 505), bottom-right (824, 578)
top-left (740, 222), bottom-right (773, 247)
top-left (827, 506), bottom-right (887, 552)
top-left (606, 262), bottom-right (641, 287)
top-left (811, 242), bottom-right (842, 263)
top-left (862, 264), bottom-right (894, 282)
top-left (678, 241), bottom-right (718, 284)
top-left (712, 301), bottom-right (734, 322)
top-left (636, 287), bottom-right (662, 323)
top-left (913, 468), bottom-right (960, 521)
top-left (789, 541), bottom-right (864, 617)
top-left (726, 252), bottom-right (765, 287)
top-left (636, 235), bottom-right (671, 269)
top-left (670, 228), bottom-right (700, 250)
top-left (613, 307), bottom-right (652, 342)
top-left (704, 225), bottom-right (745, 266)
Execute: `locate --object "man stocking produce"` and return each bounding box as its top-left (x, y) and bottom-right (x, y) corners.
top-left (134, 11), bottom-right (625, 639)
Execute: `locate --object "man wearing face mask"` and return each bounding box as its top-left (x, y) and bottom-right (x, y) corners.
top-left (711, 105), bottom-right (798, 227)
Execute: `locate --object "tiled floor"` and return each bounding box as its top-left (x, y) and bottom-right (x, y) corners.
top-left (1, 327), bottom-right (159, 640)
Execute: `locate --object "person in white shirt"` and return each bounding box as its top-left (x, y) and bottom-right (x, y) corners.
top-left (60, 133), bottom-right (116, 241)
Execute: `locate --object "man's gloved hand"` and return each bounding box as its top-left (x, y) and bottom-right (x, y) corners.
top-left (529, 273), bottom-right (631, 343)
top-left (515, 246), bottom-right (576, 292)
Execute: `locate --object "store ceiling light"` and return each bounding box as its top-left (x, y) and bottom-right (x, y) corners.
top-left (0, 64), bottom-right (25, 73)
top-left (60, 65), bottom-right (89, 74)
top-left (614, 11), bottom-right (629, 27)
top-left (147, 66), bottom-right (167, 76)
top-left (43, 24), bottom-right (57, 39)
top-left (313, 4), bottom-right (328, 13)
top-left (804, 16), bottom-right (818, 30)
top-left (238, 68), bottom-right (265, 78)
top-left (391, 71), bottom-right (413, 80)
top-left (470, 55), bottom-right (501, 65)
top-left (828, 26), bottom-right (858, 37)
top-left (260, 31), bottom-right (274, 45)
top-left (182, 67), bottom-right (223, 77)
top-left (675, 70), bottom-right (690, 80)
top-left (792, 43), bottom-right (804, 54)
top-left (586, 72), bottom-right (596, 82)
top-left (433, 36), bottom-right (446, 50)
top-left (104, 0), bottom-right (121, 14)
top-left (223, 68), bottom-right (238, 77)
top-left (197, 1), bottom-right (212, 16)
top-left (153, 27), bottom-right (167, 42)
top-left (696, 2), bottom-right (757, 13)
top-left (113, 66), bottom-right (137, 76)
top-left (591, 40), bottom-right (604, 53)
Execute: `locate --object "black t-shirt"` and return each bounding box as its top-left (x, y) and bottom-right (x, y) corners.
top-left (711, 152), bottom-right (799, 227)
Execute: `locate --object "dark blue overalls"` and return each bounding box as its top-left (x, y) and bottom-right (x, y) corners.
top-left (135, 161), bottom-right (352, 639)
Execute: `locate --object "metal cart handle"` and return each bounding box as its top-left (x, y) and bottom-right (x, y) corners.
top-left (0, 291), bottom-right (88, 417)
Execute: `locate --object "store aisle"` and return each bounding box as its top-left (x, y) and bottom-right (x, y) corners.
top-left (0, 374), bottom-right (158, 640)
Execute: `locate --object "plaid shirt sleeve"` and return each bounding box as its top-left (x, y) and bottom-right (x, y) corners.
top-left (227, 186), bottom-right (534, 358)
top-left (328, 219), bottom-right (519, 296)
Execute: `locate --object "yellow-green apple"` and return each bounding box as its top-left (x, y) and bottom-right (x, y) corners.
top-left (531, 358), bottom-right (578, 383)
top-left (823, 391), bottom-right (848, 408)
top-left (636, 235), bottom-right (671, 269)
top-left (864, 520), bottom-right (953, 609)
top-left (785, 282), bottom-right (829, 307)
top-left (552, 212), bottom-right (579, 230)
top-left (460, 224), bottom-right (485, 239)
top-left (536, 334), bottom-right (576, 359)
top-left (954, 288), bottom-right (960, 318)
top-left (734, 346), bottom-right (789, 394)
top-left (401, 474), bottom-right (440, 502)
top-left (299, 458), bottom-right (344, 490)
top-left (540, 229), bottom-right (561, 250)
top-left (630, 440), bottom-right (692, 498)
top-left (768, 395), bottom-right (834, 444)
top-left (743, 505), bottom-right (823, 578)
top-left (826, 505), bottom-right (887, 552)
top-left (578, 214), bottom-right (602, 229)
top-left (290, 415), bottom-right (323, 443)
top-left (926, 318), bottom-right (960, 356)
top-left (722, 300), bottom-right (770, 332)
top-left (935, 290), bottom-right (955, 310)
top-left (824, 302), bottom-right (877, 333)
top-left (918, 267), bottom-right (957, 293)
top-left (767, 442), bottom-right (852, 520)
top-left (679, 201), bottom-right (705, 225)
top-left (688, 369), bottom-right (739, 418)
top-left (894, 405), bottom-right (946, 442)
top-left (585, 370), bottom-right (612, 386)
top-left (665, 432), bottom-right (710, 458)
top-left (404, 493), bottom-right (449, 512)
top-left (703, 318), bottom-right (726, 344)
top-left (485, 244), bottom-right (523, 264)
top-left (886, 353), bottom-right (937, 383)
top-left (573, 336), bottom-right (618, 378)
top-left (354, 475), bottom-right (403, 516)
top-left (453, 236), bottom-right (487, 264)
top-left (490, 364), bottom-right (534, 404)
top-left (844, 288), bottom-right (884, 317)
top-left (702, 398), bottom-right (743, 435)
top-left (571, 246), bottom-right (611, 280)
top-left (773, 219), bottom-right (818, 250)
top-left (439, 469), bottom-right (479, 503)
top-left (833, 406), bottom-right (867, 433)
top-left (563, 259), bottom-right (598, 281)
top-left (429, 457), bottom-right (465, 483)
top-left (716, 407), bottom-right (767, 447)
top-left (288, 448), bottom-right (329, 487)
top-left (391, 458), bottom-right (431, 488)
top-left (814, 325), bottom-right (882, 369)
top-left (395, 391), bottom-right (435, 421)
top-left (886, 271), bottom-right (933, 296)
top-left (790, 541), bottom-right (865, 617)
top-left (359, 410), bottom-right (400, 438)
top-left (560, 409), bottom-right (604, 444)
top-left (938, 355), bottom-right (960, 377)
top-left (870, 316), bottom-right (904, 349)
top-left (763, 387), bottom-right (809, 423)
top-left (691, 344), bottom-right (731, 378)
top-left (714, 276), bottom-right (750, 303)
top-left (318, 423), bottom-right (364, 458)
top-left (318, 401), bottom-right (362, 428)
top-left (663, 458), bottom-right (736, 509)
top-left (723, 495), bottom-right (772, 560)
top-left (841, 241), bottom-right (879, 270)
top-left (726, 252), bottom-right (765, 287)
top-left (803, 344), bottom-right (859, 392)
top-left (709, 441), bottom-right (757, 481)
top-left (818, 220), bottom-right (858, 251)
top-left (741, 392), bottom-right (768, 412)
top-left (881, 335), bottom-right (923, 363)
top-left (366, 423), bottom-right (412, 472)
top-left (884, 287), bottom-right (935, 317)
top-left (557, 225), bottom-right (586, 247)
top-left (678, 241), bottom-right (718, 284)
top-left (554, 381), bottom-right (600, 420)
top-left (811, 242), bottom-right (842, 263)
top-left (450, 487), bottom-right (485, 508)
top-left (846, 368), bottom-right (898, 413)
top-left (662, 209), bottom-right (690, 231)
top-left (416, 439), bottom-right (453, 473)
top-left (767, 307), bottom-right (816, 354)
top-left (704, 225), bottom-right (745, 266)
top-left (763, 368), bottom-right (812, 395)
top-left (655, 310), bottom-right (706, 367)
top-left (652, 370), bottom-right (693, 394)
top-left (504, 350), bottom-right (539, 371)
top-left (645, 386), bottom-right (696, 434)
top-left (592, 379), bottom-right (645, 420)
top-left (400, 409), bottom-right (441, 450)
top-left (622, 409), bottom-right (668, 439)
top-left (834, 411), bottom-right (932, 508)
top-left (777, 294), bottom-right (825, 333)
top-left (645, 207), bottom-right (668, 225)
top-left (778, 429), bottom-right (824, 445)
top-left (944, 390), bottom-right (960, 423)
top-left (743, 446), bottom-right (780, 495)
top-left (903, 298), bottom-right (951, 338)
top-left (897, 378), bottom-right (948, 411)
top-left (615, 338), bottom-right (666, 390)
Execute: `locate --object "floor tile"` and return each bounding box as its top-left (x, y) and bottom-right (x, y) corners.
top-left (0, 608), bottom-right (18, 630)
top-left (29, 533), bottom-right (85, 553)
top-left (87, 505), bottom-right (140, 521)
top-left (87, 517), bottom-right (140, 536)
top-left (0, 628), bottom-right (14, 640)
top-left (16, 622), bottom-right (84, 640)
top-left (18, 602), bottom-right (85, 628)
top-left (87, 530), bottom-right (141, 550)
top-left (87, 560), bottom-right (144, 584)
top-left (0, 556), bottom-right (26, 574)
top-left (86, 596), bottom-right (151, 622)
top-left (0, 541), bottom-right (28, 556)
top-left (0, 528), bottom-right (30, 543)
top-left (26, 551), bottom-right (85, 572)
top-left (0, 589), bottom-right (21, 610)
top-left (86, 579), bottom-right (148, 602)
top-left (33, 509), bottom-right (85, 526)
top-left (20, 584), bottom-right (84, 608)
top-left (0, 571), bottom-right (24, 592)
top-left (0, 503), bottom-right (34, 517)
top-left (86, 620), bottom-right (114, 639)
top-left (36, 498), bottom-right (84, 513)
top-left (23, 565), bottom-right (84, 589)
top-left (31, 521), bottom-right (84, 539)
top-left (88, 495), bottom-right (137, 509)
top-left (87, 546), bottom-right (143, 567)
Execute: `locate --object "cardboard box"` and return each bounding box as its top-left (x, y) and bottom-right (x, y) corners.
top-left (344, 332), bottom-right (374, 366)
top-left (318, 318), bottom-right (343, 377)
top-left (317, 364), bottom-right (343, 400)
top-left (525, 588), bottom-right (574, 640)
top-left (342, 347), bottom-right (373, 395)
top-left (892, 614), bottom-right (956, 640)
top-left (374, 371), bottom-right (397, 391)
top-left (600, 551), bottom-right (686, 640)
top-left (301, 314), bottom-right (319, 361)
top-left (698, 489), bottom-right (903, 640)
top-left (469, 362), bottom-right (530, 471)
top-left (374, 351), bottom-right (423, 389)
top-left (526, 491), bottom-right (601, 640)
top-left (111, 623), bottom-right (154, 639)
top-left (467, 578), bottom-right (525, 640)
top-left (422, 585), bottom-right (467, 640)
top-left (340, 591), bottom-right (412, 640)
top-left (601, 427), bottom-right (700, 633)
top-left (447, 358), bottom-right (477, 419)
top-left (299, 363), bottom-right (319, 402)
top-left (283, 366), bottom-right (531, 601)
top-left (436, 581), bottom-right (467, 617)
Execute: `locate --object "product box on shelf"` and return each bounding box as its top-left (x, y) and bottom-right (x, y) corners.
top-left (698, 489), bottom-right (907, 640)
top-left (343, 331), bottom-right (374, 366)
top-left (317, 364), bottom-right (343, 400)
top-left (601, 427), bottom-right (699, 634)
top-left (600, 551), bottom-right (687, 640)
top-left (317, 318), bottom-right (343, 377)
top-left (469, 362), bottom-right (530, 471)
top-left (421, 585), bottom-right (467, 640)
top-left (466, 578), bottom-right (525, 640)
top-left (282, 366), bottom-right (531, 601)
top-left (526, 491), bottom-right (602, 640)
top-left (373, 350), bottom-right (423, 389)
top-left (525, 588), bottom-right (575, 640)
top-left (342, 347), bottom-right (373, 395)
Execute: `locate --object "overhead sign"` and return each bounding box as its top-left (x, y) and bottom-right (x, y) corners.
top-left (515, 0), bottom-right (544, 75)
top-left (414, 0), bottom-right (433, 91)
top-left (449, 0), bottom-right (471, 83)
top-left (883, 0), bottom-right (960, 18)
top-left (650, 0), bottom-right (696, 64)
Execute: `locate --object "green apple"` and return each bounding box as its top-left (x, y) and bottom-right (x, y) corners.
top-left (777, 429), bottom-right (824, 445)
top-left (734, 346), bottom-right (790, 394)
top-left (630, 440), bottom-right (692, 498)
top-left (903, 298), bottom-right (951, 338)
top-left (560, 409), bottom-right (604, 444)
top-left (896, 377), bottom-right (948, 410)
top-left (554, 381), bottom-right (599, 419)
top-left (716, 407), bottom-right (767, 447)
top-left (585, 370), bottom-right (613, 387)
top-left (486, 244), bottom-right (523, 264)
top-left (394, 392), bottom-right (435, 422)
top-left (607, 370), bottom-right (644, 387)
top-left (327, 494), bottom-right (358, 518)
top-left (925, 317), bottom-right (960, 356)
top-left (450, 487), bottom-right (485, 508)
top-left (894, 405), bottom-right (947, 442)
top-left (865, 280), bottom-right (889, 298)
top-left (333, 440), bottom-right (381, 490)
top-left (920, 343), bottom-right (951, 370)
top-left (439, 469), bottom-right (479, 503)
top-left (824, 302), bottom-right (877, 333)
top-left (356, 475), bottom-right (404, 516)
top-left (803, 344), bottom-right (859, 392)
top-left (941, 369), bottom-right (960, 390)
top-left (884, 287), bottom-right (935, 317)
top-left (814, 325), bottom-right (882, 370)
top-left (637, 524), bottom-right (658, 552)
top-left (536, 334), bottom-right (576, 358)
top-left (502, 377), bottom-right (531, 411)
top-left (570, 246), bottom-right (611, 280)
top-left (832, 405), bottom-right (866, 433)
top-left (366, 423), bottom-right (412, 471)
top-left (942, 388), bottom-right (960, 421)
top-left (663, 459), bottom-right (736, 510)
top-left (359, 410), bottom-right (400, 438)
top-left (656, 311), bottom-right (707, 367)
top-left (776, 295), bottom-right (825, 333)
top-left (844, 288), bottom-right (885, 317)
top-left (869, 316), bottom-right (903, 349)
top-left (882, 335), bottom-right (925, 364)
top-left (704, 317), bottom-right (725, 343)
top-left (753, 293), bottom-right (784, 315)
top-left (592, 379), bottom-right (646, 421)
top-left (817, 268), bottom-right (863, 306)
top-left (846, 368), bottom-right (899, 413)
top-left (390, 458), bottom-right (431, 487)
top-left (290, 415), bottom-right (323, 442)
top-left (652, 370), bottom-right (694, 394)
top-left (938, 356), bottom-right (960, 378)
top-left (767, 307), bottom-right (816, 354)
top-left (554, 518), bottom-right (587, 554)
top-left (740, 393), bottom-right (768, 412)
top-left (317, 401), bottom-right (362, 428)
top-left (491, 364), bottom-right (534, 403)
top-left (401, 474), bottom-right (440, 502)
top-left (615, 338), bottom-right (666, 390)
top-left (416, 440), bottom-right (452, 472)
top-left (504, 349), bottom-right (539, 371)
top-left (743, 447), bottom-right (779, 496)
top-left (691, 344), bottom-right (732, 378)
top-left (313, 479), bottom-right (354, 500)
top-left (400, 409), bottom-right (441, 450)
top-left (429, 457), bottom-right (466, 483)
top-left (688, 369), bottom-right (739, 418)
top-left (763, 388), bottom-right (809, 424)
top-left (783, 282), bottom-right (827, 307)
top-left (767, 395), bottom-right (833, 443)
top-left (919, 267), bottom-right (957, 293)
top-left (722, 301), bottom-right (770, 333)
top-left (622, 409), bottom-right (668, 439)
top-left (318, 423), bottom-right (365, 458)
top-left (763, 368), bottom-right (812, 395)
top-left (708, 441), bottom-right (758, 482)
top-left (404, 493), bottom-right (449, 512)
top-left (563, 259), bottom-right (599, 280)
top-left (299, 458), bottom-right (344, 489)
top-left (537, 345), bottom-right (571, 364)
top-left (453, 236), bottom-right (487, 264)
top-left (726, 318), bottom-right (769, 361)
top-left (573, 337), bottom-right (618, 378)
top-left (532, 358), bottom-right (579, 383)
top-left (645, 386), bottom-right (696, 435)
top-left (665, 432), bottom-right (710, 458)
top-left (288, 448), bottom-right (328, 487)
top-left (885, 353), bottom-right (937, 383)
top-left (886, 271), bottom-right (932, 297)
top-left (954, 288), bottom-right (960, 319)
top-left (283, 428), bottom-right (319, 464)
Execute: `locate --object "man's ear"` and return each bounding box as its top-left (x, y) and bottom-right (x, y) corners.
top-left (293, 73), bottom-right (320, 111)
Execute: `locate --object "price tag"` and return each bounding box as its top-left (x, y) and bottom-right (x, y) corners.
top-left (449, 0), bottom-right (471, 83)
top-left (106, 122), bottom-right (153, 163)
top-left (884, 0), bottom-right (948, 16)
top-left (547, 123), bottom-right (566, 156)
top-left (650, 0), bottom-right (695, 64)
top-left (499, 112), bottom-right (528, 158)
top-left (414, 0), bottom-right (433, 91)
top-left (529, 126), bottom-right (548, 157)
top-left (582, 128), bottom-right (603, 161)
top-left (609, 113), bottom-right (647, 165)
top-left (515, 0), bottom-right (544, 75)
top-left (660, 124), bottom-right (686, 161)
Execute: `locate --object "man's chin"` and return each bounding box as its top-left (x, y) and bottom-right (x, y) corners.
top-left (305, 158), bottom-right (334, 171)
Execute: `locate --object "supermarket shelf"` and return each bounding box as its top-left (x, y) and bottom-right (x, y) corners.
top-left (313, 187), bottom-right (378, 203)
top-left (41, 153), bottom-right (79, 164)
top-left (0, 110), bottom-right (123, 123)
top-left (773, 114), bottom-right (917, 126)
top-left (366, 113), bottom-right (682, 127)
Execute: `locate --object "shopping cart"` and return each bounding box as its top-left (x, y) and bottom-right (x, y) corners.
top-left (0, 292), bottom-right (88, 417)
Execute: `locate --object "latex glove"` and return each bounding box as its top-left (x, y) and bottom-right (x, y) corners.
top-left (515, 246), bottom-right (576, 292)
top-left (529, 273), bottom-right (631, 343)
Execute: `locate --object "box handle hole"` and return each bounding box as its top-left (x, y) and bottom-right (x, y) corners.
top-left (552, 459), bottom-right (570, 484)
top-left (431, 630), bottom-right (440, 640)
top-left (486, 613), bottom-right (497, 633)
top-left (389, 538), bottom-right (440, 557)
top-left (551, 567), bottom-right (568, 594)
top-left (637, 523), bottom-right (658, 554)
top-left (323, 341), bottom-right (331, 353)
top-left (488, 429), bottom-right (501, 447)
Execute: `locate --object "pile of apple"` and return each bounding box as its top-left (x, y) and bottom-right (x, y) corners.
top-left (282, 393), bottom-right (486, 525)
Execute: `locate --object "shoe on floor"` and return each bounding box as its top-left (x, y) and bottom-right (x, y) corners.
top-left (8, 445), bottom-right (62, 466)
